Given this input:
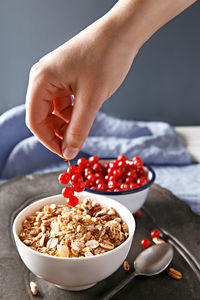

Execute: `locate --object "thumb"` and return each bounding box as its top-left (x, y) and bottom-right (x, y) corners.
top-left (62, 92), bottom-right (101, 159)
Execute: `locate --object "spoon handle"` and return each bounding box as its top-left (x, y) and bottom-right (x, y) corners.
top-left (101, 272), bottom-right (138, 300)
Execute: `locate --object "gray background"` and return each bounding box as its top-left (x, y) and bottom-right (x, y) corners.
top-left (0, 0), bottom-right (199, 125)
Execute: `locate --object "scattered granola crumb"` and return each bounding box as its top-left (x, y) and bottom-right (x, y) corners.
top-left (123, 260), bottom-right (130, 271)
top-left (30, 281), bottom-right (38, 295)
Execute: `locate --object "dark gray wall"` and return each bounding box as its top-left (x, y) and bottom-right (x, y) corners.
top-left (1, 0), bottom-right (199, 125)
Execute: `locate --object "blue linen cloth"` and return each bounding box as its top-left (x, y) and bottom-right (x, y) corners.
top-left (1, 104), bottom-right (199, 215)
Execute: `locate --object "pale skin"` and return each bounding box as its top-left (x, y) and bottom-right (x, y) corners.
top-left (26, 0), bottom-right (197, 160)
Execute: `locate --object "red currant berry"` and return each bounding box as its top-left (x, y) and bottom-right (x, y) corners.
top-left (117, 154), bottom-right (127, 161)
top-left (104, 175), bottom-right (109, 183)
top-left (125, 176), bottom-right (134, 184)
top-left (137, 168), bottom-right (146, 177)
top-left (107, 180), bottom-right (118, 190)
top-left (137, 176), bottom-right (148, 186)
top-left (58, 172), bottom-right (71, 185)
top-left (109, 161), bottom-right (117, 169)
top-left (92, 163), bottom-right (102, 173)
top-left (97, 182), bottom-right (107, 191)
top-left (73, 181), bottom-right (86, 192)
top-left (133, 209), bottom-right (142, 217)
top-left (120, 183), bottom-right (130, 191)
top-left (87, 174), bottom-right (97, 185)
top-left (89, 155), bottom-right (99, 165)
top-left (129, 182), bottom-right (139, 189)
top-left (90, 186), bottom-right (97, 190)
top-left (127, 171), bottom-right (137, 181)
top-left (150, 229), bottom-right (160, 239)
top-left (108, 175), bottom-right (118, 182)
top-left (85, 180), bottom-right (92, 188)
top-left (95, 179), bottom-right (105, 186)
top-left (62, 186), bottom-right (74, 198)
top-left (84, 167), bottom-right (93, 177)
top-left (107, 168), bottom-right (114, 175)
top-left (68, 165), bottom-right (80, 175)
top-left (113, 168), bottom-right (123, 178)
top-left (77, 157), bottom-right (88, 168)
top-left (67, 195), bottom-right (79, 207)
top-left (141, 238), bottom-right (150, 249)
top-left (132, 156), bottom-right (143, 169)
top-left (117, 160), bottom-right (127, 168)
top-left (71, 174), bottom-right (83, 185)
top-left (95, 172), bottom-right (104, 179)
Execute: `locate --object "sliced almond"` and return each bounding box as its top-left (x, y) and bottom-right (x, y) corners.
top-left (86, 240), bottom-right (99, 249)
top-left (57, 245), bottom-right (70, 257)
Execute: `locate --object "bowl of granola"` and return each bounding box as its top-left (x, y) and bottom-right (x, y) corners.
top-left (13, 192), bottom-right (135, 291)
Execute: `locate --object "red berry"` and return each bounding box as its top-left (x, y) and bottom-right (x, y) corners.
top-left (129, 182), bottom-right (139, 189)
top-left (132, 156), bottom-right (143, 169)
top-left (127, 171), bottom-right (137, 181)
top-left (113, 168), bottom-right (123, 178)
top-left (117, 160), bottom-right (127, 168)
top-left (77, 157), bottom-right (88, 168)
top-left (67, 195), bottom-right (79, 207)
top-left (62, 186), bottom-right (74, 198)
top-left (71, 174), bottom-right (83, 185)
top-left (89, 155), bottom-right (99, 165)
top-left (95, 179), bottom-right (105, 186)
top-left (107, 180), bottom-right (118, 190)
top-left (92, 163), bottom-right (102, 173)
top-left (150, 229), bottom-right (160, 239)
top-left (95, 172), bottom-right (104, 179)
top-left (73, 181), bottom-right (86, 192)
top-left (107, 168), bottom-right (113, 175)
top-left (97, 182), bottom-right (107, 191)
top-left (141, 238), bottom-right (150, 248)
top-left (108, 175), bottom-right (118, 182)
top-left (103, 175), bottom-right (109, 183)
top-left (137, 167), bottom-right (147, 177)
top-left (137, 176), bottom-right (148, 186)
top-left (125, 176), bottom-right (134, 184)
top-left (85, 180), bottom-right (92, 188)
top-left (109, 162), bottom-right (117, 169)
top-left (87, 174), bottom-right (97, 185)
top-left (84, 167), bottom-right (93, 177)
top-left (120, 183), bottom-right (130, 190)
top-left (58, 172), bottom-right (71, 185)
top-left (117, 154), bottom-right (127, 161)
top-left (133, 209), bottom-right (142, 217)
top-left (68, 165), bottom-right (80, 175)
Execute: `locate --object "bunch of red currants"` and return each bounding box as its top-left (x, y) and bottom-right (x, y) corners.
top-left (58, 154), bottom-right (149, 206)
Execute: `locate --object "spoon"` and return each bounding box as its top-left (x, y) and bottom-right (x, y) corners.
top-left (102, 243), bottom-right (174, 300)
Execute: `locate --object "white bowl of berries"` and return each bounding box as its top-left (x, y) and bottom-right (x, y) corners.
top-left (59, 155), bottom-right (155, 214)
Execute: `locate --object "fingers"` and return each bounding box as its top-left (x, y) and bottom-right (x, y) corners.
top-left (48, 114), bottom-right (68, 138)
top-left (62, 91), bottom-right (101, 159)
top-left (26, 87), bottom-right (66, 157)
top-left (53, 96), bottom-right (73, 122)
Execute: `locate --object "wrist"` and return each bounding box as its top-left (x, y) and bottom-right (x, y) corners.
top-left (106, 0), bottom-right (197, 52)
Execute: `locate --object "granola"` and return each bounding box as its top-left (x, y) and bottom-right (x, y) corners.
top-left (19, 197), bottom-right (129, 257)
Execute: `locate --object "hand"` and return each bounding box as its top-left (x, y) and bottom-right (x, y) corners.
top-left (26, 0), bottom-right (196, 160)
top-left (26, 13), bottom-right (138, 159)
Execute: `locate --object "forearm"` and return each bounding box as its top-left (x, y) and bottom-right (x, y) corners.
top-left (106, 0), bottom-right (197, 50)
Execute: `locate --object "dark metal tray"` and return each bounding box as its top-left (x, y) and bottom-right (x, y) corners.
top-left (1, 172), bottom-right (200, 300)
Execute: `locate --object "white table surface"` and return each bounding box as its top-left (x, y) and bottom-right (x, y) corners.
top-left (175, 126), bottom-right (200, 162)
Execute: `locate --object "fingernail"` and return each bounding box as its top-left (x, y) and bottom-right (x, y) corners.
top-left (63, 146), bottom-right (79, 159)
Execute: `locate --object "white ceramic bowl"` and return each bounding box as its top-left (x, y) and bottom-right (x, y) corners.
top-left (13, 192), bottom-right (135, 291)
top-left (85, 160), bottom-right (156, 214)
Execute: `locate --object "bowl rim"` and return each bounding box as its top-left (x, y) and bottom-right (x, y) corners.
top-left (13, 193), bottom-right (135, 261)
top-left (85, 161), bottom-right (156, 196)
